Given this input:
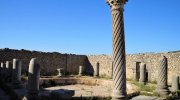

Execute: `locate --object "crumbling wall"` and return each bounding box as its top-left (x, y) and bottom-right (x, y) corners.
top-left (1, 48), bottom-right (180, 83)
top-left (0, 48), bottom-right (87, 76)
top-left (87, 52), bottom-right (180, 83)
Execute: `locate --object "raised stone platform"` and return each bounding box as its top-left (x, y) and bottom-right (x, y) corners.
top-left (39, 76), bottom-right (139, 99)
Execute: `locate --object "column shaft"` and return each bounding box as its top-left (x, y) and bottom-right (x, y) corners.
top-left (139, 63), bottom-right (146, 85)
top-left (12, 59), bottom-right (22, 88)
top-left (106, 0), bottom-right (128, 99)
top-left (94, 62), bottom-right (100, 77)
top-left (157, 56), bottom-right (169, 97)
top-left (27, 58), bottom-right (40, 100)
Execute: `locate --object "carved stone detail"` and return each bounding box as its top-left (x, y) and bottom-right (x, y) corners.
top-left (157, 56), bottom-right (169, 97)
top-left (106, 0), bottom-right (128, 99)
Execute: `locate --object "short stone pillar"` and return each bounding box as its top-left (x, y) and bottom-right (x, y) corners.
top-left (27, 58), bottom-right (40, 100)
top-left (1, 62), bottom-right (4, 68)
top-left (57, 68), bottom-right (63, 77)
top-left (1, 62), bottom-right (5, 71)
top-left (78, 66), bottom-right (83, 76)
top-left (171, 75), bottom-right (179, 92)
top-left (6, 61), bottom-right (12, 82)
top-left (0, 62), bottom-right (2, 76)
top-left (12, 59), bottom-right (22, 88)
top-left (157, 56), bottom-right (169, 97)
top-left (0, 62), bottom-right (6, 79)
top-left (94, 62), bottom-right (100, 77)
top-left (139, 63), bottom-right (146, 85)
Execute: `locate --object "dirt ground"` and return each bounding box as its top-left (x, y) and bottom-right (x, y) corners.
top-left (45, 82), bottom-right (138, 97)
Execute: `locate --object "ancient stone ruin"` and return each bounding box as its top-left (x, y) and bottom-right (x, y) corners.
top-left (0, 0), bottom-right (180, 100)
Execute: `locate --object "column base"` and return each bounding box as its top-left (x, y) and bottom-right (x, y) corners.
top-left (112, 90), bottom-right (127, 100)
top-left (139, 81), bottom-right (146, 85)
top-left (94, 75), bottom-right (99, 78)
top-left (78, 74), bottom-right (82, 76)
top-left (57, 74), bottom-right (63, 77)
top-left (157, 86), bottom-right (170, 97)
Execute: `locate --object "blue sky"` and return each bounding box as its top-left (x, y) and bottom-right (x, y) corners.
top-left (0, 0), bottom-right (180, 55)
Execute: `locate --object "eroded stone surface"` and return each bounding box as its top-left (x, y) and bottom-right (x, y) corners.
top-left (139, 63), bottom-right (146, 85)
top-left (43, 80), bottom-right (138, 98)
top-left (12, 59), bottom-right (22, 88)
top-left (171, 75), bottom-right (179, 92)
top-left (106, 0), bottom-right (128, 99)
top-left (27, 58), bottom-right (40, 100)
top-left (157, 56), bottom-right (169, 97)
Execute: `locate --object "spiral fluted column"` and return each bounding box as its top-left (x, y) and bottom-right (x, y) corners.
top-left (157, 56), bottom-right (169, 97)
top-left (106, 0), bottom-right (128, 99)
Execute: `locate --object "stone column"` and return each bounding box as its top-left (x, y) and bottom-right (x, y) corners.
top-left (148, 64), bottom-right (152, 82)
top-left (57, 68), bottom-right (63, 77)
top-left (78, 66), bottom-right (83, 76)
top-left (6, 61), bottom-right (12, 82)
top-left (1, 62), bottom-right (4, 68)
top-left (94, 62), bottom-right (100, 77)
top-left (0, 62), bottom-right (6, 79)
top-left (27, 58), bottom-right (40, 100)
top-left (157, 56), bottom-right (169, 97)
top-left (0, 62), bottom-right (2, 76)
top-left (171, 75), bottom-right (179, 92)
top-left (139, 63), bottom-right (146, 85)
top-left (6, 61), bottom-right (10, 69)
top-left (133, 62), bottom-right (137, 81)
top-left (106, 0), bottom-right (128, 99)
top-left (12, 59), bottom-right (22, 88)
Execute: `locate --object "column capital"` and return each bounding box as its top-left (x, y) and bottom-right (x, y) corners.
top-left (106, 0), bottom-right (128, 12)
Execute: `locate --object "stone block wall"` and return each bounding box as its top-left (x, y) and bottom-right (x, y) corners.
top-left (87, 55), bottom-right (113, 77)
top-left (87, 52), bottom-right (180, 83)
top-left (0, 48), bottom-right (87, 76)
top-left (0, 48), bottom-right (180, 83)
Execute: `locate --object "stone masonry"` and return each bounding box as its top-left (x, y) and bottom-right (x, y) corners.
top-left (87, 52), bottom-right (180, 83)
top-left (0, 48), bottom-right (86, 76)
top-left (1, 48), bottom-right (180, 83)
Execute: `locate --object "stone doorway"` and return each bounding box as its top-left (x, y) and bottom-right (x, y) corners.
top-left (135, 62), bottom-right (141, 81)
top-left (133, 61), bottom-right (151, 82)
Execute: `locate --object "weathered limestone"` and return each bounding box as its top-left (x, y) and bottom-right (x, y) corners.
top-left (1, 62), bottom-right (4, 68)
top-left (139, 63), bottom-right (146, 85)
top-left (147, 64), bottom-right (152, 82)
top-left (171, 75), bottom-right (179, 92)
top-left (94, 62), bottom-right (100, 77)
top-left (12, 59), bottom-right (22, 88)
top-left (78, 66), bottom-right (83, 76)
top-left (106, 0), bottom-right (128, 99)
top-left (27, 58), bottom-right (40, 100)
top-left (157, 56), bottom-right (169, 97)
top-left (57, 68), bottom-right (63, 77)
top-left (133, 62), bottom-right (140, 81)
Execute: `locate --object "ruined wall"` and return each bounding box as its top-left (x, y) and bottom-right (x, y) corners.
top-left (87, 52), bottom-right (180, 83)
top-left (1, 48), bottom-right (180, 83)
top-left (0, 48), bottom-right (87, 76)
